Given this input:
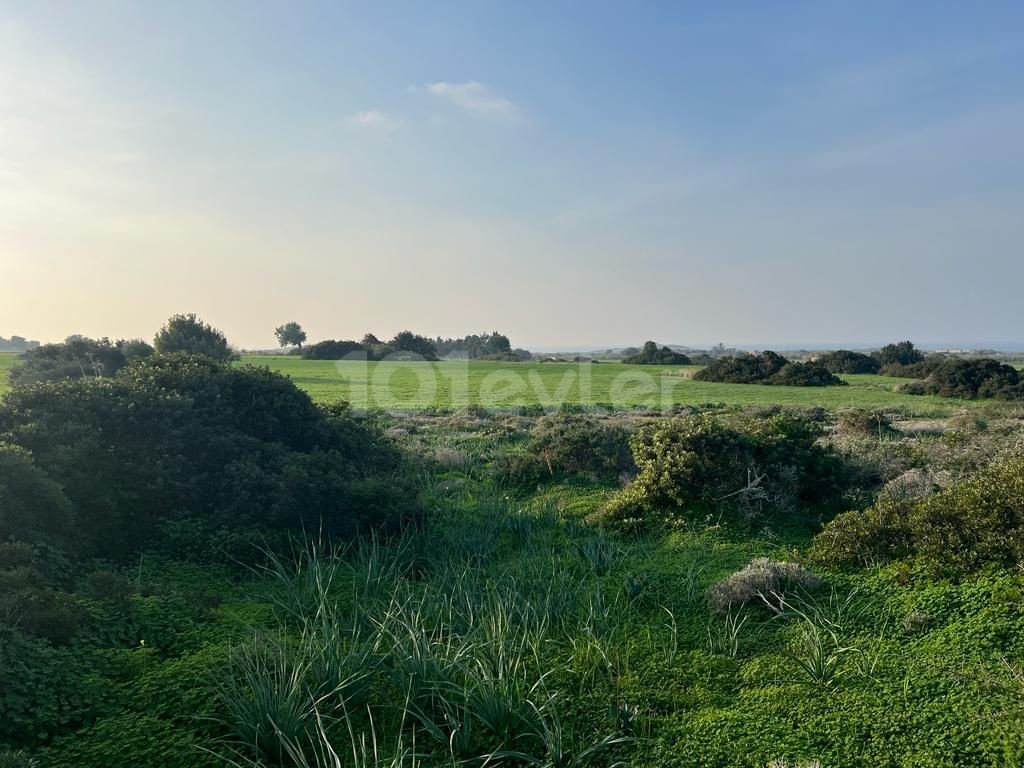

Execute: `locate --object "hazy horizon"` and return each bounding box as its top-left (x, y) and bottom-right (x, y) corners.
top-left (2, 2), bottom-right (1023, 349)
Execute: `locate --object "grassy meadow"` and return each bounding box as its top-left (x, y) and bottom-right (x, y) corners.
top-left (0, 350), bottom-right (1008, 417)
top-left (239, 355), bottom-right (981, 416)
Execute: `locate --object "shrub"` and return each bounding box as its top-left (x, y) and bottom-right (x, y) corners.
top-left (0, 355), bottom-right (420, 562)
top-left (8, 337), bottom-right (143, 385)
top-left (694, 353), bottom-right (843, 387)
top-left (153, 314), bottom-right (236, 362)
top-left (624, 341), bottom-right (691, 365)
top-left (874, 340), bottom-right (923, 367)
top-left (301, 339), bottom-right (366, 360)
top-left (768, 363), bottom-right (844, 387)
top-left (835, 409), bottom-right (896, 438)
top-left (599, 412), bottom-right (848, 528)
top-left (0, 444), bottom-right (73, 547)
top-left (693, 351), bottom-right (788, 384)
top-left (903, 358), bottom-right (1023, 400)
top-left (526, 413), bottom-right (632, 477)
top-left (813, 453), bottom-right (1024, 574)
top-left (815, 350), bottom-right (880, 374)
top-left (706, 558), bottom-right (821, 615)
top-left (879, 355), bottom-right (945, 379)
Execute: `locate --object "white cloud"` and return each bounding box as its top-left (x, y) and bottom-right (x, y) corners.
top-left (418, 81), bottom-right (518, 119)
top-left (350, 109), bottom-right (399, 130)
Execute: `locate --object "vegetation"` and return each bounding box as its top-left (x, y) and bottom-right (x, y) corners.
top-left (273, 322), bottom-right (306, 350)
top-left (153, 314), bottom-right (236, 362)
top-left (901, 358), bottom-right (1024, 400)
top-left (0, 336), bottom-right (39, 353)
top-left (623, 341), bottom-right (691, 365)
top-left (874, 340), bottom-right (924, 367)
top-left (4, 322), bottom-right (1024, 766)
top-left (814, 350), bottom-right (880, 375)
top-left (694, 352), bottom-right (844, 387)
top-left (8, 336), bottom-right (152, 385)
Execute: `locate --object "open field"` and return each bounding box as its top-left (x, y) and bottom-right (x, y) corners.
top-left (0, 351), bottom-right (1010, 416)
top-left (241, 355), bottom-right (985, 415)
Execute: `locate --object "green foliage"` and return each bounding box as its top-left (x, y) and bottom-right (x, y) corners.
top-left (0, 631), bottom-right (105, 745)
top-left (8, 336), bottom-right (147, 385)
top-left (526, 412), bottom-right (633, 478)
top-left (273, 322), bottom-right (306, 349)
top-left (153, 314), bottom-right (236, 362)
top-left (815, 350), bottom-right (881, 374)
top-left (41, 713), bottom-right (217, 768)
top-left (0, 354), bottom-right (419, 560)
top-left (813, 453), bottom-right (1024, 574)
top-left (624, 341), bottom-right (691, 365)
top-left (389, 330), bottom-right (438, 359)
top-left (874, 340), bottom-right (924, 367)
top-left (300, 338), bottom-right (366, 359)
top-left (0, 444), bottom-right (73, 545)
top-left (694, 352), bottom-right (844, 387)
top-left (599, 411), bottom-right (847, 528)
top-left (435, 331), bottom-right (514, 359)
top-left (902, 358), bottom-right (1023, 400)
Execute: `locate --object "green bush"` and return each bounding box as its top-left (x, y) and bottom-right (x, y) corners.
top-left (900, 358), bottom-right (1023, 400)
top-left (0, 355), bottom-right (421, 562)
top-left (694, 353), bottom-right (844, 387)
top-left (814, 350), bottom-right (880, 374)
top-left (526, 413), bottom-right (633, 477)
top-left (599, 412), bottom-right (848, 528)
top-left (624, 341), bottom-right (691, 365)
top-left (813, 453), bottom-right (1024, 574)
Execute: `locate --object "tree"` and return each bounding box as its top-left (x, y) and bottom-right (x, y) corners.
top-left (274, 321), bottom-right (307, 349)
top-left (623, 340), bottom-right (691, 365)
top-left (8, 336), bottom-right (130, 385)
top-left (389, 331), bottom-right (437, 360)
top-left (153, 314), bottom-right (236, 362)
top-left (874, 340), bottom-right (923, 367)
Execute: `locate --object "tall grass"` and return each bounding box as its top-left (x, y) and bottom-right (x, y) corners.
top-left (213, 490), bottom-right (637, 768)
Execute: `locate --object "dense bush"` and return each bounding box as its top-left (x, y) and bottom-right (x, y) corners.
top-left (434, 332), bottom-right (513, 359)
top-left (8, 337), bottom-right (151, 385)
top-left (153, 314), bottom-right (236, 362)
top-left (901, 358), bottom-right (1023, 400)
top-left (873, 340), bottom-right (924, 367)
top-left (813, 453), bottom-right (1024, 574)
top-left (769, 363), bottom-right (845, 387)
top-left (526, 413), bottom-right (633, 477)
top-left (301, 339), bottom-right (366, 360)
top-left (0, 355), bottom-right (420, 561)
top-left (814, 350), bottom-right (880, 375)
top-left (693, 351), bottom-right (788, 383)
top-left (599, 411), bottom-right (849, 527)
top-left (879, 355), bottom-right (946, 379)
top-left (624, 341), bottom-right (692, 365)
top-left (694, 352), bottom-right (844, 387)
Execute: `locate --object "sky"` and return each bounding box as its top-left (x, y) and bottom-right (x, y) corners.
top-left (1, 1), bottom-right (1022, 350)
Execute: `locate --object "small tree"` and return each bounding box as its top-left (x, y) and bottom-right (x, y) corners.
top-left (153, 314), bottom-right (236, 362)
top-left (274, 321), bottom-right (307, 349)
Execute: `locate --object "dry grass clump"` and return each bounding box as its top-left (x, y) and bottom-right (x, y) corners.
top-left (707, 557), bottom-right (821, 615)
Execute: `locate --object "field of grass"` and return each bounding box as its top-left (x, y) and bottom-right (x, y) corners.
top-left (241, 355), bottom-right (980, 416)
top-left (0, 351), bottom-right (1006, 416)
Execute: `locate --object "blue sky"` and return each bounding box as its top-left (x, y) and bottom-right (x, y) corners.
top-left (1, 1), bottom-right (1022, 348)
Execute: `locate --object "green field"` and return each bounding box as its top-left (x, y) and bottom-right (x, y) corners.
top-left (240, 355), bottom-right (978, 415)
top-left (0, 351), bottom-right (993, 415)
